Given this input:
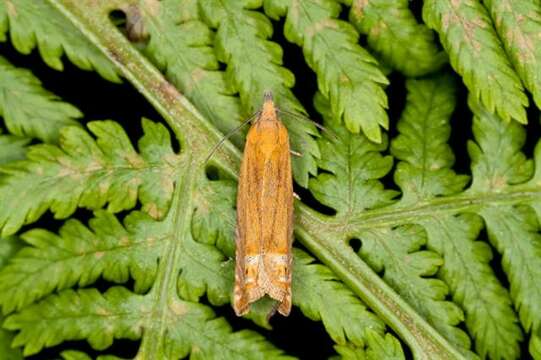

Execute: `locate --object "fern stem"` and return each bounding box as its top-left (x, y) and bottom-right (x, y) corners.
top-left (47, 1), bottom-right (463, 358)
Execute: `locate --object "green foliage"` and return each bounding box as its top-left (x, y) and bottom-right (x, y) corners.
top-left (0, 210), bottom-right (168, 313)
top-left (482, 0), bottom-right (541, 109)
top-left (312, 90), bottom-right (475, 357)
top-left (0, 0), bottom-right (119, 82)
top-left (423, 0), bottom-right (529, 124)
top-left (0, 119), bottom-right (180, 236)
top-left (0, 56), bottom-right (82, 142)
top-left (0, 236), bottom-right (22, 360)
top-left (348, 0), bottom-right (447, 77)
top-left (0, 134), bottom-right (27, 165)
top-left (191, 178), bottom-right (395, 340)
top-left (468, 96), bottom-right (541, 338)
top-left (391, 76), bottom-right (522, 359)
top-left (60, 350), bottom-right (125, 360)
top-left (265, 0), bottom-right (389, 143)
top-left (0, 0), bottom-right (540, 359)
top-left (291, 249), bottom-right (385, 346)
top-left (333, 331), bottom-right (405, 360)
top-left (5, 287), bottom-right (290, 358)
top-left (531, 332), bottom-right (541, 360)
top-left (140, 0), bottom-right (245, 147)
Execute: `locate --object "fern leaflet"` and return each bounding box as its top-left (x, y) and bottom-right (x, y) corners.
top-left (0, 236), bottom-right (22, 360)
top-left (0, 56), bottom-right (82, 142)
top-left (0, 0), bottom-right (119, 82)
top-left (423, 0), bottom-right (528, 124)
top-left (264, 0), bottom-right (389, 143)
top-left (0, 119), bottom-right (179, 236)
top-left (348, 0), bottom-right (447, 77)
top-left (482, 0), bottom-right (541, 109)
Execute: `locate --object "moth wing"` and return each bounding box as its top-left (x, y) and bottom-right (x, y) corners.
top-left (233, 126), bottom-right (265, 315)
top-left (261, 121), bottom-right (293, 315)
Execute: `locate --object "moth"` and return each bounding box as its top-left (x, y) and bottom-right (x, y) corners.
top-left (233, 91), bottom-right (294, 317)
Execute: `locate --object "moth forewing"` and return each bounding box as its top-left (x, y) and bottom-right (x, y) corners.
top-left (233, 93), bottom-right (294, 317)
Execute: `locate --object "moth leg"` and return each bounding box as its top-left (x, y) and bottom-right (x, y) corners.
top-left (293, 192), bottom-right (301, 200)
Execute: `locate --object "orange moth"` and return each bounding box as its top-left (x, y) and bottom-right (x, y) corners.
top-left (233, 91), bottom-right (294, 317)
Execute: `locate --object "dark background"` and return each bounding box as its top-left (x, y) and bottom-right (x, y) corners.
top-left (0, 1), bottom-right (539, 359)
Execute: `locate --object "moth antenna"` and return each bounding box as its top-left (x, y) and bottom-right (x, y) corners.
top-left (204, 111), bottom-right (261, 163)
top-left (276, 109), bottom-right (338, 140)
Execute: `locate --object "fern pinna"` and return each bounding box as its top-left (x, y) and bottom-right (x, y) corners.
top-left (0, 0), bottom-right (540, 359)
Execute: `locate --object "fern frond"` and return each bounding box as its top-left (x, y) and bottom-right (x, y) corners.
top-left (4, 287), bottom-right (289, 358)
top-left (60, 350), bottom-right (125, 360)
top-left (292, 249), bottom-right (386, 346)
top-left (423, 215), bottom-right (522, 359)
top-left (483, 0), bottom-right (541, 109)
top-left (363, 331), bottom-right (404, 360)
top-left (0, 236), bottom-right (22, 360)
top-left (0, 0), bottom-right (119, 82)
top-left (198, 0), bottom-right (320, 187)
top-left (423, 0), bottom-right (528, 124)
top-left (192, 179), bottom-right (237, 256)
top-left (0, 56), bottom-right (82, 142)
top-left (140, 0), bottom-right (245, 146)
top-left (391, 75), bottom-right (469, 201)
top-left (311, 91), bottom-right (476, 356)
top-left (60, 351), bottom-right (92, 360)
top-left (0, 208), bottom-right (231, 313)
top-left (530, 145), bottom-right (541, 221)
top-left (348, 0), bottom-right (447, 77)
top-left (309, 100), bottom-right (396, 215)
top-left (390, 74), bottom-right (522, 359)
top-left (0, 135), bottom-right (27, 165)
top-left (362, 226), bottom-right (473, 352)
top-left (264, 0), bottom-right (388, 142)
top-left (531, 332), bottom-right (541, 360)
top-left (0, 314), bottom-right (20, 359)
top-left (468, 97), bottom-right (541, 336)
top-left (334, 330), bottom-right (405, 360)
top-left (60, 350), bottom-right (126, 360)
top-left (0, 211), bottom-right (164, 313)
top-left (0, 236), bottom-right (19, 269)
top-left (468, 97), bottom-right (532, 189)
top-left (0, 119), bottom-right (180, 236)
